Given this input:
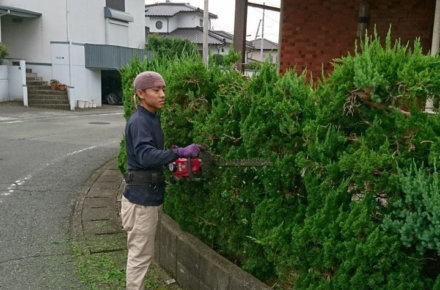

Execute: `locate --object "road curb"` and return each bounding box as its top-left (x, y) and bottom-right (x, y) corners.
top-left (71, 158), bottom-right (122, 256)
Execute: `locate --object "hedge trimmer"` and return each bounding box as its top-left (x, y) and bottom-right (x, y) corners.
top-left (168, 147), bottom-right (273, 181)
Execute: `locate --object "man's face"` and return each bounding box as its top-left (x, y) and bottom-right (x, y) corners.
top-left (137, 86), bottom-right (166, 113)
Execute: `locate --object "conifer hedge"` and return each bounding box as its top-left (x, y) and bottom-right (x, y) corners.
top-left (119, 32), bottom-right (440, 289)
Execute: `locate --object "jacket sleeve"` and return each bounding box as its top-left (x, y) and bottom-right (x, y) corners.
top-left (129, 120), bottom-right (179, 169)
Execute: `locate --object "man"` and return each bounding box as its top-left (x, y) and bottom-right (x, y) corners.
top-left (121, 71), bottom-right (199, 290)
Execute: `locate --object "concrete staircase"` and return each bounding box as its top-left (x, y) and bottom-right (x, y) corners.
top-left (26, 72), bottom-right (70, 110)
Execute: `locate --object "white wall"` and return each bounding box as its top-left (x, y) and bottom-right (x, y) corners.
top-left (66, 0), bottom-right (145, 49)
top-left (1, 0), bottom-right (66, 63)
top-left (8, 63), bottom-right (24, 101)
top-left (147, 14), bottom-right (212, 34)
top-left (51, 42), bottom-right (101, 110)
top-left (174, 13), bottom-right (204, 29)
top-left (247, 50), bottom-right (278, 63)
top-left (0, 65), bottom-right (8, 102)
top-left (70, 43), bottom-right (101, 109)
top-left (51, 42), bottom-right (70, 85)
top-left (2, 0), bottom-right (146, 56)
top-left (126, 0), bottom-right (147, 49)
top-left (1, 0), bottom-right (146, 108)
top-left (210, 45), bottom-right (230, 55)
top-left (148, 17), bottom-right (169, 33)
top-left (106, 20), bottom-right (130, 46)
top-left (68, 0), bottom-right (106, 45)
top-left (86, 70), bottom-right (101, 107)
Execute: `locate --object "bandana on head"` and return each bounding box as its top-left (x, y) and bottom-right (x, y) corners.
top-left (133, 71), bottom-right (165, 90)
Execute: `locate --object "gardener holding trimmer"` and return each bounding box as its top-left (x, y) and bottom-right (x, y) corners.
top-left (120, 71), bottom-right (199, 290)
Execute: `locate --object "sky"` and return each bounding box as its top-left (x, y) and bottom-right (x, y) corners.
top-left (145, 0), bottom-right (281, 43)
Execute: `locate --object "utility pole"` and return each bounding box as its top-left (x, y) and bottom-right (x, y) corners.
top-left (255, 19), bottom-right (261, 40)
top-left (203, 0), bottom-right (209, 66)
top-left (260, 3), bottom-right (265, 61)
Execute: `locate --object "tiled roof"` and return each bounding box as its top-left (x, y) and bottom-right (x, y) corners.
top-left (145, 2), bottom-right (217, 18)
top-left (212, 30), bottom-right (254, 48)
top-left (211, 30), bottom-right (233, 43)
top-left (163, 28), bottom-right (224, 45)
top-left (250, 38), bottom-right (278, 50)
top-left (159, 28), bottom-right (254, 49)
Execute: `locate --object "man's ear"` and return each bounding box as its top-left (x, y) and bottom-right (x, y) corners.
top-left (135, 89), bottom-right (144, 99)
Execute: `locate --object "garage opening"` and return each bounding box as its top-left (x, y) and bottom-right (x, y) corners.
top-left (101, 70), bottom-right (122, 105)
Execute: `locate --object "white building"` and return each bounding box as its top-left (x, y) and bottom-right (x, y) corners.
top-left (145, 2), bottom-right (234, 56)
top-left (0, 0), bottom-right (146, 109)
top-left (144, 2), bottom-right (277, 64)
top-left (247, 38), bottom-right (278, 64)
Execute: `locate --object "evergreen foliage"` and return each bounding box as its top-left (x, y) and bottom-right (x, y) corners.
top-left (146, 34), bottom-right (199, 59)
top-left (0, 42), bottom-right (8, 63)
top-left (383, 162), bottom-right (440, 256)
top-left (119, 31), bottom-right (440, 288)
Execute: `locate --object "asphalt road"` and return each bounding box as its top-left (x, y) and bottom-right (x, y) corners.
top-left (0, 102), bottom-right (126, 289)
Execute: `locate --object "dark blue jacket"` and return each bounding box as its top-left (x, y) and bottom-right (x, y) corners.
top-left (123, 106), bottom-right (179, 206)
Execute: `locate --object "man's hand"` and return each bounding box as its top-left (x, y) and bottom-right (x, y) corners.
top-left (177, 144), bottom-right (200, 157)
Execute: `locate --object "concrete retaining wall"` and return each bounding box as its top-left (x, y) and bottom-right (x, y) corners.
top-left (155, 213), bottom-right (271, 290)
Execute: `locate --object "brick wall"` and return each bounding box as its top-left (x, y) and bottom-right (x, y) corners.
top-left (279, 0), bottom-right (435, 78)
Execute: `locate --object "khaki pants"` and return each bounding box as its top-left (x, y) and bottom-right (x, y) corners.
top-left (121, 195), bottom-right (160, 290)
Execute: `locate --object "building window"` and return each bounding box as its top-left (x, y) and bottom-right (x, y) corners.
top-left (155, 21), bottom-right (163, 30)
top-left (106, 0), bottom-right (125, 12)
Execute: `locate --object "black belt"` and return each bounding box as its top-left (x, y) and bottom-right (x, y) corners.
top-left (124, 170), bottom-right (165, 186)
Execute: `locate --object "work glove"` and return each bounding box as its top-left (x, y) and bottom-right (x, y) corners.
top-left (177, 143), bottom-right (200, 157)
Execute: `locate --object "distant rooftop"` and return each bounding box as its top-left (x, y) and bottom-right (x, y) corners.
top-left (211, 30), bottom-right (234, 41)
top-left (145, 2), bottom-right (217, 18)
top-left (161, 27), bottom-right (227, 45)
top-left (250, 38), bottom-right (278, 50)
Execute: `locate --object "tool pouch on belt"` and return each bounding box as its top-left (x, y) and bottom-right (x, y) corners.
top-left (124, 170), bottom-right (165, 186)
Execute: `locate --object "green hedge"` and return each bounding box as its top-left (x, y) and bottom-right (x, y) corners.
top-left (0, 42), bottom-right (8, 63)
top-left (119, 32), bottom-right (440, 289)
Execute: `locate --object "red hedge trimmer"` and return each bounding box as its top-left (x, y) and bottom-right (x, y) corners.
top-left (168, 146), bottom-right (273, 181)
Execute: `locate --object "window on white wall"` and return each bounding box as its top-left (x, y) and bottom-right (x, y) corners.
top-left (106, 0), bottom-right (125, 11)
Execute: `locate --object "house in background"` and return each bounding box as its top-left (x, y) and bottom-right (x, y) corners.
top-left (0, 0), bottom-right (145, 110)
top-left (145, 1), bottom-right (277, 63)
top-left (145, 2), bottom-right (234, 56)
top-left (247, 38), bottom-right (278, 63)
